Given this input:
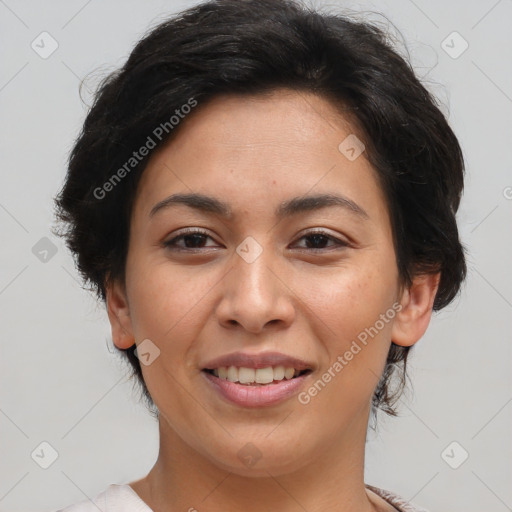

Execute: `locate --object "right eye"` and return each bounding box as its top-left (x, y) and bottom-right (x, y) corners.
top-left (163, 229), bottom-right (220, 251)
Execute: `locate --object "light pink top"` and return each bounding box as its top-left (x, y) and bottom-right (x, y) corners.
top-left (57, 483), bottom-right (430, 512)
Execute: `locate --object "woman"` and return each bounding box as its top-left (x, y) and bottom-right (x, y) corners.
top-left (54, 0), bottom-right (466, 510)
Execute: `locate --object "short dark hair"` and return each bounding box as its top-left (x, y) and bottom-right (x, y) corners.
top-left (53, 0), bottom-right (466, 418)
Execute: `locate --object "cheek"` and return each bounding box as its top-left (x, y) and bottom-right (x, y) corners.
top-left (125, 258), bottom-right (202, 341)
top-left (124, 262), bottom-right (209, 405)
top-left (299, 260), bottom-right (398, 341)
top-left (296, 258), bottom-right (398, 393)
top-left (295, 263), bottom-right (399, 413)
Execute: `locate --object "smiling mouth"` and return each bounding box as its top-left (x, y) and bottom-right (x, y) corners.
top-left (203, 366), bottom-right (312, 386)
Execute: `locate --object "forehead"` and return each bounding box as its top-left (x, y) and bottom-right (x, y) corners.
top-left (159, 89), bottom-right (359, 162)
top-left (131, 89), bottom-right (387, 225)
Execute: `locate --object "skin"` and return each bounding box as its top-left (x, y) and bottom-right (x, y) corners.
top-left (106, 89), bottom-right (439, 512)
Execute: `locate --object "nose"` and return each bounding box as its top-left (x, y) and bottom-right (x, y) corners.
top-left (215, 243), bottom-right (295, 333)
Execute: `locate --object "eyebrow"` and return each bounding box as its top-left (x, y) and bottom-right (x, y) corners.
top-left (149, 192), bottom-right (369, 220)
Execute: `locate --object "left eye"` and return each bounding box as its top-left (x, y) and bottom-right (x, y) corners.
top-left (163, 230), bottom-right (348, 251)
top-left (293, 232), bottom-right (347, 250)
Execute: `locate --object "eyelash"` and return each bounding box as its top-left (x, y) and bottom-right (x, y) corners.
top-left (163, 228), bottom-right (350, 252)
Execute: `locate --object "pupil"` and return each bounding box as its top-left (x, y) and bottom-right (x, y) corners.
top-left (306, 234), bottom-right (327, 249)
top-left (185, 234), bottom-right (206, 248)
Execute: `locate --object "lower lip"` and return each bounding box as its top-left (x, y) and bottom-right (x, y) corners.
top-left (202, 371), bottom-right (310, 407)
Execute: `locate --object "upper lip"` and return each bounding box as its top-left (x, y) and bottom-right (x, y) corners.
top-left (202, 351), bottom-right (314, 371)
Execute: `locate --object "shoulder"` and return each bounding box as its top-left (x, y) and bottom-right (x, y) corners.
top-left (366, 484), bottom-right (431, 512)
top-left (56, 487), bottom-right (108, 512)
top-left (56, 483), bottom-right (151, 512)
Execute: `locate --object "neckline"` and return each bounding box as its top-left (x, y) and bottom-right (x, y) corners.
top-left (116, 483), bottom-right (402, 512)
top-left (111, 483), bottom-right (154, 510)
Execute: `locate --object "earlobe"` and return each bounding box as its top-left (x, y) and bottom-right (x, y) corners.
top-left (105, 277), bottom-right (135, 349)
top-left (391, 273), bottom-right (440, 347)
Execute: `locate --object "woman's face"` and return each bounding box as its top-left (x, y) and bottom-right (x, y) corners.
top-left (110, 89), bottom-right (408, 476)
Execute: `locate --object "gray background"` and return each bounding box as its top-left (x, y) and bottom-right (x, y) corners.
top-left (1, 0), bottom-right (511, 511)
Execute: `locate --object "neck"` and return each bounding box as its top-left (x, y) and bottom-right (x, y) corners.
top-left (131, 406), bottom-right (379, 512)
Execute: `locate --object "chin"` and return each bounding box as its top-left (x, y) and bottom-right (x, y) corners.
top-left (211, 452), bottom-right (304, 478)
top-left (198, 435), bottom-right (312, 478)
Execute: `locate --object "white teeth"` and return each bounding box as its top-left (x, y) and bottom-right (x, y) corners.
top-left (238, 367), bottom-right (255, 384)
top-left (284, 367), bottom-right (295, 380)
top-left (227, 365), bottom-right (238, 382)
top-left (210, 365), bottom-right (304, 384)
top-left (273, 365), bottom-right (285, 380)
top-left (255, 367), bottom-right (274, 384)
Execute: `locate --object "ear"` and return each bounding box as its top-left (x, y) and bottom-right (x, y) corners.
top-left (105, 277), bottom-right (135, 349)
top-left (391, 273), bottom-right (440, 347)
